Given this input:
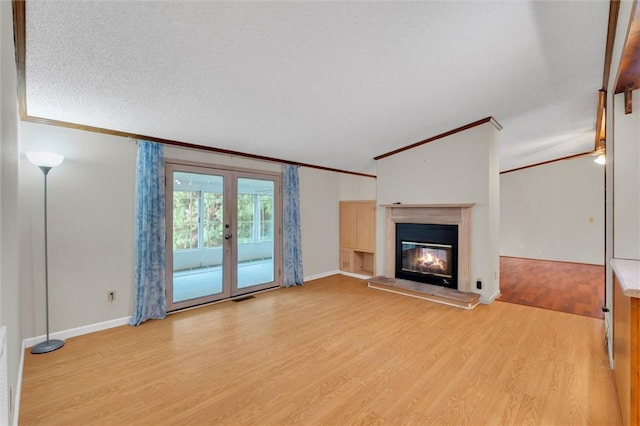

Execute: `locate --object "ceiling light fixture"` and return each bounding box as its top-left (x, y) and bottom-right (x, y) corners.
top-left (593, 141), bottom-right (605, 166)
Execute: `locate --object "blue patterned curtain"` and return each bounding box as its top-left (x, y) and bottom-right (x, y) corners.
top-left (130, 141), bottom-right (166, 326)
top-left (282, 164), bottom-right (304, 287)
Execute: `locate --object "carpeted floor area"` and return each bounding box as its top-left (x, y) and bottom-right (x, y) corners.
top-left (498, 256), bottom-right (604, 318)
top-left (173, 259), bottom-right (274, 302)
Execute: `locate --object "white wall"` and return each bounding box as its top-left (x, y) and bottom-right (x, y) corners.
top-left (19, 123), bottom-right (348, 335)
top-left (500, 155), bottom-right (604, 265)
top-left (299, 167), bottom-right (340, 278)
top-left (299, 170), bottom-right (376, 279)
top-left (20, 123), bottom-right (137, 336)
top-left (613, 91), bottom-right (640, 260)
top-left (163, 146), bottom-right (281, 174)
top-left (605, 0), bottom-right (636, 361)
top-left (338, 173), bottom-right (376, 200)
top-left (1, 0), bottom-right (23, 422)
top-left (375, 121), bottom-right (500, 303)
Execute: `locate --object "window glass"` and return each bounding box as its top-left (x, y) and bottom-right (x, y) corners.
top-left (203, 192), bottom-right (223, 247)
top-left (237, 193), bottom-right (254, 244)
top-left (173, 191), bottom-right (199, 249)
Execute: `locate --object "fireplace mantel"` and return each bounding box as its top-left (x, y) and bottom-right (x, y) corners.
top-left (383, 203), bottom-right (474, 293)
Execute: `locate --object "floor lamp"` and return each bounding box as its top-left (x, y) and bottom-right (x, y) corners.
top-left (26, 151), bottom-right (65, 354)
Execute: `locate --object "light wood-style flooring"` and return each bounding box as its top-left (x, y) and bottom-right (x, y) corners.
top-left (20, 275), bottom-right (620, 425)
top-left (499, 257), bottom-right (605, 319)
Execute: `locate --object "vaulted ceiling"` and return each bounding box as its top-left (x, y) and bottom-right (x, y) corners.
top-left (18, 1), bottom-right (610, 174)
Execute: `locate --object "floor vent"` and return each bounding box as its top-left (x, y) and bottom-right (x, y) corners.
top-left (232, 295), bottom-right (255, 302)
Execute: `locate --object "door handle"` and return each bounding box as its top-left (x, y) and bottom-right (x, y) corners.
top-left (225, 233), bottom-right (232, 240)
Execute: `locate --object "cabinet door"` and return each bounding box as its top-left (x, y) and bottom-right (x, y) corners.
top-left (340, 202), bottom-right (358, 248)
top-left (340, 249), bottom-right (353, 272)
top-left (356, 202), bottom-right (375, 251)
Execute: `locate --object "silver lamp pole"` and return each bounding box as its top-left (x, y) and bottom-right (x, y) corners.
top-left (26, 151), bottom-right (65, 354)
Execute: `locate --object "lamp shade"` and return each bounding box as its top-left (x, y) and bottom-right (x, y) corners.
top-left (25, 151), bottom-right (64, 168)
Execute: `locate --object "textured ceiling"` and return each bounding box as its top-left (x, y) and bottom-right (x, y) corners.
top-left (24, 1), bottom-right (609, 173)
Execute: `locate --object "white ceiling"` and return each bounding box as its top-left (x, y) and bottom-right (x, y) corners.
top-left (24, 1), bottom-right (609, 174)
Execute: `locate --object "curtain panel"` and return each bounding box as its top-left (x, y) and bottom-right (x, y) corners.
top-left (130, 141), bottom-right (166, 326)
top-left (282, 164), bottom-right (304, 287)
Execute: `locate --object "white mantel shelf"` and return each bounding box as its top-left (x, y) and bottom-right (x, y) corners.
top-left (380, 203), bottom-right (476, 208)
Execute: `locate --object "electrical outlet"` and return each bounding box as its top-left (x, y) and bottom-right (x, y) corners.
top-left (107, 291), bottom-right (115, 302)
top-left (476, 280), bottom-right (482, 290)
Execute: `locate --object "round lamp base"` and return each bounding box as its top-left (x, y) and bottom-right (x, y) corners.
top-left (31, 339), bottom-right (64, 354)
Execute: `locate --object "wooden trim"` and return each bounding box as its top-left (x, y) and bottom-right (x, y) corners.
top-left (373, 117), bottom-right (501, 161)
top-left (625, 84), bottom-right (634, 114)
top-left (603, 0), bottom-right (621, 90)
top-left (595, 90), bottom-right (607, 151)
top-left (12, 2), bottom-right (375, 180)
top-left (593, 0), bottom-right (619, 155)
top-left (21, 115), bottom-right (376, 178)
top-left (500, 150), bottom-right (595, 174)
top-left (12, 0), bottom-right (26, 119)
top-left (615, 0), bottom-right (640, 93)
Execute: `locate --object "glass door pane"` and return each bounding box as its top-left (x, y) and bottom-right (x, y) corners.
top-left (167, 164), bottom-right (280, 310)
top-left (168, 169), bottom-right (229, 309)
top-left (235, 177), bottom-right (275, 291)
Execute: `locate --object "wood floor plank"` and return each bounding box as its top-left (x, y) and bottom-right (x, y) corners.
top-left (20, 274), bottom-right (621, 425)
top-left (499, 257), bottom-right (605, 318)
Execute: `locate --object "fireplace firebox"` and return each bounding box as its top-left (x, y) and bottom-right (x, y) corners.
top-left (395, 223), bottom-right (458, 289)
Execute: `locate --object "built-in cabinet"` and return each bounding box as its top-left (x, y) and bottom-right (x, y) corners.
top-left (339, 200), bottom-right (375, 276)
top-left (612, 259), bottom-right (639, 426)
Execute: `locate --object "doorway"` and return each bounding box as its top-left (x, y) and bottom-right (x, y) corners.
top-left (165, 162), bottom-right (281, 311)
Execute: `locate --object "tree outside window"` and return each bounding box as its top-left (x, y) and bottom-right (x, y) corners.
top-left (237, 193), bottom-right (254, 244)
top-left (259, 194), bottom-right (273, 242)
top-left (203, 192), bottom-right (223, 247)
top-left (174, 190), bottom-right (273, 249)
top-left (173, 191), bottom-right (199, 250)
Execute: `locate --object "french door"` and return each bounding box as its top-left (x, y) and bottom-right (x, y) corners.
top-left (165, 162), bottom-right (281, 311)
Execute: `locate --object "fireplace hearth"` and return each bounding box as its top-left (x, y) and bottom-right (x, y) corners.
top-left (396, 223), bottom-right (458, 289)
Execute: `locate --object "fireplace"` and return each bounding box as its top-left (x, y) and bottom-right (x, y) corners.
top-left (395, 223), bottom-right (458, 289)
top-left (383, 204), bottom-right (473, 293)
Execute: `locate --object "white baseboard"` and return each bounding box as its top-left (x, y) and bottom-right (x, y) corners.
top-left (304, 270), bottom-right (341, 282)
top-left (305, 270), bottom-right (372, 281)
top-left (23, 316), bottom-right (132, 349)
top-left (338, 271), bottom-right (372, 280)
top-left (480, 290), bottom-right (501, 304)
top-left (12, 340), bottom-right (24, 426)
